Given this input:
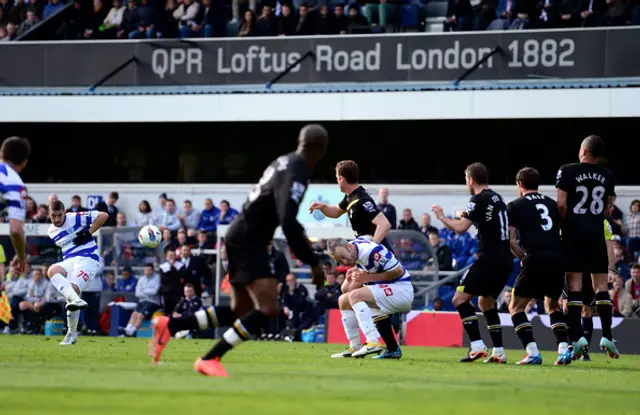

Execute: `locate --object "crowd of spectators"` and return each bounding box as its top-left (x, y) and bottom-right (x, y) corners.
top-left (3, 0), bottom-right (639, 41)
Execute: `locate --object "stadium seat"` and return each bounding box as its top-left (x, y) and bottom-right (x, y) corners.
top-left (399, 5), bottom-right (420, 30)
top-left (226, 20), bottom-right (240, 37)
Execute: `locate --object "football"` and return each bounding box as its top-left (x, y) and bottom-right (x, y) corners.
top-left (138, 225), bottom-right (162, 248)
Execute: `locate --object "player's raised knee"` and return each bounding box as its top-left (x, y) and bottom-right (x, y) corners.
top-left (47, 265), bottom-right (64, 279)
top-left (338, 293), bottom-right (351, 310)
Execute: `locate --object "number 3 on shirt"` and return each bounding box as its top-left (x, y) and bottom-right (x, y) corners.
top-left (378, 284), bottom-right (393, 297)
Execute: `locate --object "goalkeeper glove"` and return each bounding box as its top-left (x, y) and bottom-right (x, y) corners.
top-left (73, 230), bottom-right (93, 246)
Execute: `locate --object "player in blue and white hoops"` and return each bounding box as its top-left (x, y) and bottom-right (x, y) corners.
top-left (327, 237), bottom-right (414, 359)
top-left (46, 200), bottom-right (108, 345)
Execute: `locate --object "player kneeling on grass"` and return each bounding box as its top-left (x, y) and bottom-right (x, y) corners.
top-left (327, 238), bottom-right (413, 359)
top-left (46, 201), bottom-right (108, 346)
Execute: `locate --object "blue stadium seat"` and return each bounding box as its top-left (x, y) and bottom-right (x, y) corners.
top-left (399, 4), bottom-right (419, 29)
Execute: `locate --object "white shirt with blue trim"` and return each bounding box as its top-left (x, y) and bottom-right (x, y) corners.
top-left (350, 238), bottom-right (411, 285)
top-left (0, 163), bottom-right (26, 221)
top-left (48, 211), bottom-right (101, 262)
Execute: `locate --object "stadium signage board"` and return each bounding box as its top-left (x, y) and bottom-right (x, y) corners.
top-left (0, 28), bottom-right (636, 87)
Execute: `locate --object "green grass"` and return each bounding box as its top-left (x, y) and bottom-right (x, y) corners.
top-left (1, 336), bottom-right (639, 415)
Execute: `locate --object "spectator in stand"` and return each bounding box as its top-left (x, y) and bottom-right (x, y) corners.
top-left (174, 229), bottom-right (191, 251)
top-left (3, 21), bottom-right (15, 40)
top-left (96, 0), bottom-right (124, 38)
top-left (25, 196), bottom-right (37, 219)
top-left (238, 9), bottom-right (256, 36)
top-left (127, 0), bottom-right (158, 39)
top-left (161, 228), bottom-right (175, 252)
top-left (625, 264), bottom-right (640, 300)
top-left (66, 195), bottom-right (87, 213)
top-left (135, 200), bottom-right (155, 226)
top-left (80, 0), bottom-right (109, 39)
top-left (217, 200), bottom-right (238, 226)
top-left (268, 240), bottom-right (290, 279)
top-left (0, 1), bottom-right (9, 24)
top-left (120, 263), bottom-right (161, 337)
top-left (116, 211), bottom-right (129, 227)
top-left (347, 4), bottom-right (371, 33)
top-left (315, 5), bottom-right (335, 34)
top-left (625, 200), bottom-right (640, 258)
top-left (314, 273), bottom-right (340, 316)
top-left (43, 0), bottom-right (64, 20)
top-left (116, 266), bottom-right (138, 292)
top-left (445, 0), bottom-right (473, 30)
top-left (362, 0), bottom-right (397, 28)
top-left (29, 0), bottom-right (46, 19)
top-left (56, 0), bottom-right (85, 39)
top-left (607, 194), bottom-right (624, 236)
top-left (103, 271), bottom-right (117, 291)
top-left (232, 0), bottom-right (256, 23)
top-left (8, 0), bottom-right (27, 26)
top-left (178, 199), bottom-right (200, 230)
top-left (173, 0), bottom-right (199, 33)
top-left (377, 187), bottom-right (397, 229)
top-left (95, 191), bottom-right (119, 226)
top-left (427, 230), bottom-right (453, 271)
top-left (158, 198), bottom-right (181, 231)
top-left (159, 248), bottom-right (185, 314)
top-left (16, 8), bottom-right (36, 35)
top-left (42, 278), bottom-right (66, 324)
top-left (178, 244), bottom-right (209, 296)
top-left (30, 204), bottom-right (49, 223)
top-left (157, 192), bottom-right (168, 214)
top-left (399, 208), bottom-right (420, 231)
top-left (194, 230), bottom-right (215, 265)
top-left (48, 194), bottom-right (58, 204)
top-left (420, 213), bottom-right (438, 236)
top-left (333, 3), bottom-right (348, 33)
top-left (610, 274), bottom-right (634, 317)
top-left (198, 198), bottom-right (220, 235)
top-left (487, 0), bottom-right (516, 29)
top-left (255, 4), bottom-right (277, 36)
top-left (179, 0), bottom-right (215, 37)
top-left (18, 267), bottom-right (47, 333)
top-left (295, 4), bottom-right (315, 35)
top-left (172, 283), bottom-right (202, 318)
top-left (118, 0), bottom-right (140, 38)
top-left (6, 259), bottom-right (30, 333)
top-left (278, 2), bottom-right (297, 35)
top-left (281, 273), bottom-right (315, 341)
top-left (158, 0), bottom-right (178, 37)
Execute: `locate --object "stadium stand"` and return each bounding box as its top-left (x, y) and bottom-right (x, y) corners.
top-left (2, 0), bottom-right (639, 41)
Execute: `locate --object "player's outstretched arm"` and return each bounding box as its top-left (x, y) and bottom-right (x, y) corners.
top-left (308, 202), bottom-right (345, 218)
top-left (89, 212), bottom-right (109, 234)
top-left (370, 212), bottom-right (391, 244)
top-left (8, 218), bottom-right (26, 272)
top-left (431, 205), bottom-right (472, 234)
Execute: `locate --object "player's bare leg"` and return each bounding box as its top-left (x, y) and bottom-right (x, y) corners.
top-left (452, 290), bottom-right (488, 362)
top-left (347, 287), bottom-right (384, 358)
top-left (478, 296), bottom-right (506, 364)
top-left (592, 273), bottom-right (619, 358)
top-left (195, 278), bottom-right (279, 377)
top-left (565, 272), bottom-right (589, 358)
top-left (47, 265), bottom-right (86, 346)
top-left (509, 295), bottom-right (542, 365)
top-left (545, 297), bottom-right (572, 365)
top-left (149, 287), bottom-right (242, 364)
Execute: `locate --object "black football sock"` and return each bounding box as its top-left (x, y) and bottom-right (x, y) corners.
top-left (168, 305), bottom-right (235, 335)
top-left (374, 315), bottom-right (399, 352)
top-left (511, 311), bottom-right (535, 349)
top-left (202, 310), bottom-right (268, 361)
top-left (456, 302), bottom-right (482, 342)
top-left (549, 311), bottom-right (569, 345)
top-left (595, 291), bottom-right (613, 341)
top-left (565, 291), bottom-right (583, 342)
top-left (582, 316), bottom-right (594, 345)
top-left (483, 308), bottom-right (503, 348)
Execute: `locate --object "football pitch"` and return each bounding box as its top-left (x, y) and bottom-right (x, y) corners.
top-left (1, 336), bottom-right (639, 415)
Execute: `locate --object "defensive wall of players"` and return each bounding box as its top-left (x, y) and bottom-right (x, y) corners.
top-left (1, 27), bottom-right (639, 121)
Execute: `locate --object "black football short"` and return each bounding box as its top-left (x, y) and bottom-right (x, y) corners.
top-left (226, 242), bottom-right (277, 286)
top-left (563, 231), bottom-right (608, 274)
top-left (458, 255), bottom-right (513, 299)
top-left (513, 250), bottom-right (564, 300)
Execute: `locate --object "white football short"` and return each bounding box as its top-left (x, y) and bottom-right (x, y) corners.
top-left (53, 256), bottom-right (103, 292)
top-left (367, 281), bottom-right (414, 315)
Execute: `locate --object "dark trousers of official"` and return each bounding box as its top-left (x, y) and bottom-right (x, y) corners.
top-left (81, 292), bottom-right (101, 332)
top-left (9, 295), bottom-right (24, 330)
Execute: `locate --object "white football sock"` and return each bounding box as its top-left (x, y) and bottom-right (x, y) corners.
top-left (50, 274), bottom-right (80, 303)
top-left (558, 342), bottom-right (569, 354)
top-left (352, 301), bottom-right (380, 344)
top-left (470, 340), bottom-right (485, 352)
top-left (525, 342), bottom-right (539, 356)
top-left (340, 310), bottom-right (361, 348)
top-left (493, 347), bottom-right (505, 355)
top-left (67, 311), bottom-right (80, 334)
top-left (125, 324), bottom-right (136, 336)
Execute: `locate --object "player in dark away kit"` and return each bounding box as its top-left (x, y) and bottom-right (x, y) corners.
top-left (149, 124), bottom-right (329, 376)
top-left (556, 135), bottom-right (620, 360)
top-left (308, 160), bottom-right (403, 359)
top-left (432, 162), bottom-right (513, 364)
top-left (507, 167), bottom-right (572, 366)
